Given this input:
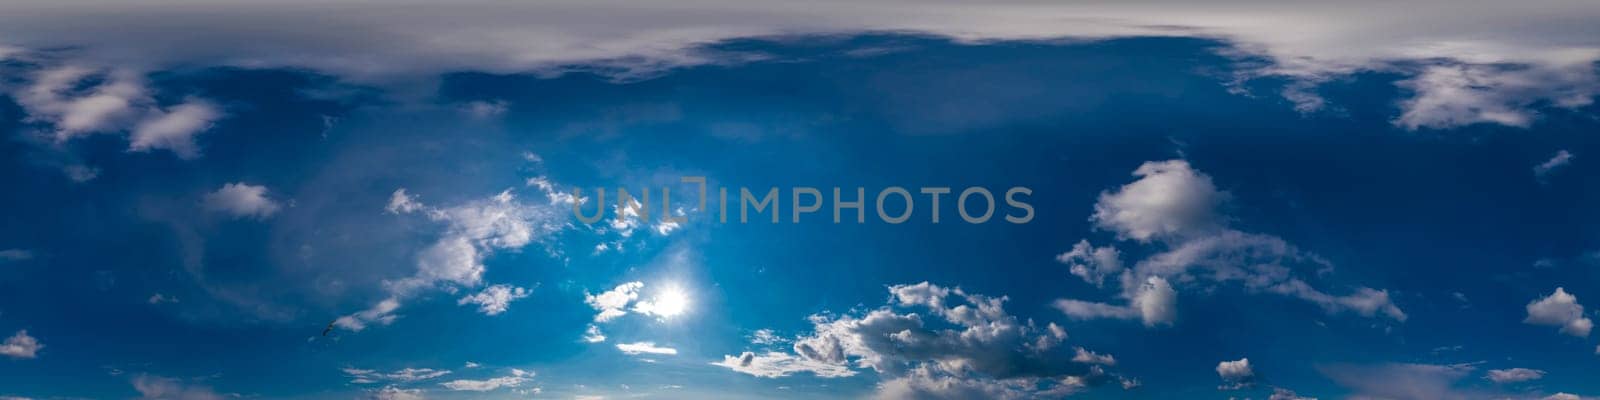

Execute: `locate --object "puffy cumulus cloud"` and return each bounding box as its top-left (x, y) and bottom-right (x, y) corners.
top-left (1056, 240), bottom-right (1123, 287)
top-left (581, 324), bottom-right (607, 343)
top-left (1057, 160), bottom-right (1405, 327)
top-left (343, 367), bottom-right (452, 384)
top-left (0, 330), bottom-right (43, 359)
top-left (1216, 358), bottom-right (1254, 389)
top-left (1535, 150), bottom-right (1575, 180)
top-left (402, 187), bottom-right (568, 288)
top-left (8, 66), bottom-right (224, 158)
top-left (439, 369), bottom-right (534, 392)
top-left (1525, 287), bottom-right (1592, 337)
top-left (385, 189), bottom-right (425, 215)
top-left (339, 186), bottom-right (570, 332)
top-left (1132, 276), bottom-right (1178, 326)
top-left (712, 351), bottom-right (856, 378)
top-left (369, 386), bottom-right (425, 400)
top-left (606, 198), bottom-right (647, 238)
top-left (203, 182), bottom-right (281, 219)
top-left (131, 375), bottom-right (228, 400)
top-left (585, 281), bottom-right (644, 323)
top-left (456, 284), bottom-right (530, 316)
top-left (615, 342), bottom-right (678, 356)
top-left (1090, 160), bottom-right (1226, 242)
top-left (1485, 368), bottom-right (1545, 384)
top-left (653, 218), bottom-right (682, 236)
top-left (1395, 62), bottom-right (1598, 130)
top-left (1071, 348), bottom-right (1116, 366)
top-left (718, 282), bottom-right (1125, 399)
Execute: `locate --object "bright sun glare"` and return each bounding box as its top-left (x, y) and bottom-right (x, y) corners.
top-left (651, 285), bottom-right (690, 318)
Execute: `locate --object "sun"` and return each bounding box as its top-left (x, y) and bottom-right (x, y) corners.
top-left (649, 284), bottom-right (691, 318)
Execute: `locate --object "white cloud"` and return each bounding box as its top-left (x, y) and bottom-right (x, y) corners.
top-left (385, 188), bottom-right (425, 214)
top-left (1525, 287), bottom-right (1593, 337)
top-left (1319, 362), bottom-right (1476, 400)
top-left (17, 67), bottom-right (145, 141)
top-left (1052, 275), bottom-right (1176, 327)
top-left (342, 187), bottom-right (568, 332)
top-left (0, 1), bottom-right (1595, 130)
top-left (10, 66), bottom-right (224, 157)
top-left (457, 284), bottom-right (530, 316)
top-left (749, 329), bottom-right (786, 345)
top-left (585, 281), bottom-right (644, 323)
top-left (128, 99), bottom-right (223, 159)
top-left (1270, 387), bottom-right (1317, 400)
top-left (1268, 279), bottom-right (1407, 321)
top-left (1072, 347), bottom-right (1116, 366)
top-left (370, 386), bottom-right (425, 400)
top-left (1216, 358), bottom-right (1255, 386)
top-left (459, 100), bottom-right (508, 119)
top-left (1133, 276), bottom-right (1178, 326)
top-left (581, 324), bottom-right (607, 343)
top-left (524, 176), bottom-right (584, 206)
top-left (1052, 298), bottom-right (1140, 321)
top-left (1058, 160), bottom-right (1406, 327)
top-left (0, 330), bottom-right (43, 359)
top-left (1535, 150), bottom-right (1575, 180)
top-left (334, 297), bottom-right (401, 331)
top-left (0, 249), bottom-right (32, 262)
top-left (439, 369), bottom-right (533, 391)
top-left (873, 364), bottom-right (1087, 400)
top-left (63, 165), bottom-right (100, 182)
top-left (616, 342), bottom-right (677, 356)
top-left (147, 293), bottom-right (179, 304)
top-left (1091, 160), bottom-right (1226, 242)
top-left (652, 219), bottom-right (681, 235)
top-left (1056, 240), bottom-right (1123, 287)
top-left (721, 282), bottom-right (1121, 398)
top-left (1485, 368), bottom-right (1545, 384)
top-left (343, 367), bottom-right (451, 384)
top-left (131, 375), bottom-right (227, 400)
top-left (712, 351), bottom-right (855, 378)
top-left (203, 182), bottom-right (281, 219)
top-left (608, 199), bottom-right (644, 238)
top-left (1395, 63), bottom-right (1598, 130)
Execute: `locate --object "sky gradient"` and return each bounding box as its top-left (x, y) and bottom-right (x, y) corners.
top-left (2, 2), bottom-right (1600, 400)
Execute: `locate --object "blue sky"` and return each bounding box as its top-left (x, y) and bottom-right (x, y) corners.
top-left (2, 2), bottom-right (1600, 400)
